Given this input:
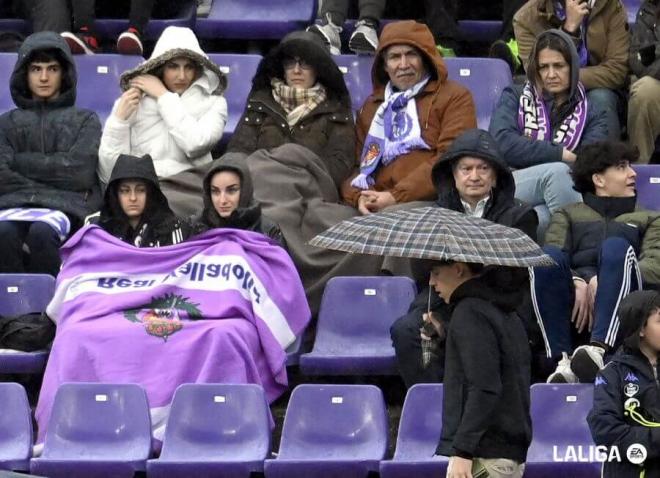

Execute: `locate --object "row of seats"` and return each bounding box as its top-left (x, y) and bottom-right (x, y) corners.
top-left (0, 381), bottom-right (600, 477)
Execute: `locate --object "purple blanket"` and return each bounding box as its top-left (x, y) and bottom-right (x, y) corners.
top-left (36, 226), bottom-right (310, 442)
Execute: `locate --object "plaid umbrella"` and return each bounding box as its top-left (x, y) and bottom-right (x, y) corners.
top-left (309, 206), bottom-right (554, 267)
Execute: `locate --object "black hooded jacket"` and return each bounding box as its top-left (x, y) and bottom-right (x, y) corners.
top-left (0, 31), bottom-right (102, 225)
top-left (88, 154), bottom-right (189, 247)
top-left (588, 291), bottom-right (660, 478)
top-left (437, 268), bottom-right (533, 462)
top-left (226, 31), bottom-right (356, 187)
top-left (192, 153), bottom-right (284, 246)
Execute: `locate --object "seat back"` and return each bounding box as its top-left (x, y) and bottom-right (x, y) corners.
top-left (334, 54), bottom-right (373, 114)
top-left (0, 53), bottom-right (17, 114)
top-left (624, 0), bottom-right (643, 23)
top-left (278, 384), bottom-right (388, 459)
top-left (160, 383), bottom-right (270, 460)
top-left (392, 384), bottom-right (444, 460)
top-left (0, 382), bottom-right (32, 469)
top-left (632, 164), bottom-right (660, 211)
top-left (0, 274), bottom-right (55, 316)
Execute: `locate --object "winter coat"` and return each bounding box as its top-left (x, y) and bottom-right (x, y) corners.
top-left (513, 0), bottom-right (630, 90)
top-left (588, 290), bottom-right (660, 478)
top-left (98, 26), bottom-right (228, 184)
top-left (489, 29), bottom-right (609, 169)
top-left (630, 0), bottom-right (660, 80)
top-left (227, 31), bottom-right (355, 187)
top-left (544, 193), bottom-right (660, 285)
top-left (0, 31), bottom-right (102, 225)
top-left (87, 154), bottom-right (189, 247)
top-left (341, 21), bottom-right (477, 206)
top-left (436, 268), bottom-right (532, 463)
top-left (192, 153), bottom-right (285, 246)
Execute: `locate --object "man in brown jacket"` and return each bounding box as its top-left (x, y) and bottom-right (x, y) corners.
top-left (341, 20), bottom-right (476, 214)
top-left (513, 0), bottom-right (629, 139)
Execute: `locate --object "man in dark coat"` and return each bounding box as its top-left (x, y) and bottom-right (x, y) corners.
top-left (391, 128), bottom-right (538, 387)
top-left (0, 31), bottom-right (102, 276)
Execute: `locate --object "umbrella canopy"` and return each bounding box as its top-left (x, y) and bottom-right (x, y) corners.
top-left (309, 206), bottom-right (554, 267)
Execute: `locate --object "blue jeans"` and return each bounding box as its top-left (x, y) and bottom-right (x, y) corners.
top-left (513, 162), bottom-right (582, 240)
top-left (587, 88), bottom-right (621, 140)
top-left (531, 238), bottom-right (641, 357)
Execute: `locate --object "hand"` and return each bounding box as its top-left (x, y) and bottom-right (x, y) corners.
top-left (573, 278), bottom-right (593, 333)
top-left (564, 0), bottom-right (591, 33)
top-left (587, 276), bottom-right (598, 331)
top-left (562, 148), bottom-right (577, 163)
top-left (130, 74), bottom-right (168, 99)
top-left (359, 190), bottom-right (397, 213)
top-left (357, 195), bottom-right (372, 215)
top-left (447, 456), bottom-right (473, 478)
top-left (422, 311), bottom-right (445, 339)
top-left (114, 87), bottom-right (141, 120)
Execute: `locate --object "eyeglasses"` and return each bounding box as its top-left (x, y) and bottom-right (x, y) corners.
top-left (283, 57), bottom-right (313, 71)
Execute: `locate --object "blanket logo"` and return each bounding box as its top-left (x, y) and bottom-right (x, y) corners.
top-left (123, 293), bottom-right (202, 341)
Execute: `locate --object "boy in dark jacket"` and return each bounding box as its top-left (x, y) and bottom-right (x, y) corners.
top-left (0, 31), bottom-right (102, 276)
top-left (588, 290), bottom-right (660, 478)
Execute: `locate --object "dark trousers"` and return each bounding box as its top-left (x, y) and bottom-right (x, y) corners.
top-left (0, 221), bottom-right (62, 277)
top-left (321, 0), bottom-right (386, 25)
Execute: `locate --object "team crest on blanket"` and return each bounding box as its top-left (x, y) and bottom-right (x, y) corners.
top-left (123, 293), bottom-right (202, 341)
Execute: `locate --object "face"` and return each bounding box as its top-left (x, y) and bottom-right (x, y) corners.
top-left (537, 47), bottom-right (570, 97)
top-left (592, 161), bottom-right (637, 198)
top-left (210, 171), bottom-right (241, 218)
top-left (383, 44), bottom-right (427, 91)
top-left (27, 60), bottom-right (62, 101)
top-left (453, 157), bottom-right (497, 205)
top-left (640, 310), bottom-right (660, 354)
top-left (429, 263), bottom-right (472, 304)
top-left (118, 180), bottom-right (148, 222)
top-left (162, 57), bottom-right (198, 94)
top-left (283, 57), bottom-right (317, 89)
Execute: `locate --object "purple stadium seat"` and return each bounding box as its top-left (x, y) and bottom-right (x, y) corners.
top-left (457, 20), bottom-right (503, 43)
top-left (380, 384), bottom-right (449, 478)
top-left (624, 0), bottom-right (643, 24)
top-left (196, 0), bottom-right (318, 40)
top-left (30, 383), bottom-right (152, 478)
top-left (526, 384), bottom-right (600, 477)
top-left (264, 384), bottom-right (388, 478)
top-left (0, 274), bottom-right (55, 374)
top-left (0, 53), bottom-right (17, 113)
top-left (299, 276), bottom-right (417, 375)
top-left (633, 164), bottom-right (660, 211)
top-left (334, 54), bottom-right (372, 113)
top-left (0, 383), bottom-right (32, 472)
top-left (73, 54), bottom-right (143, 125)
top-left (147, 383), bottom-right (270, 478)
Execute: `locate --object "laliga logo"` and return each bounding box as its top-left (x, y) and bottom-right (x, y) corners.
top-left (553, 443), bottom-right (647, 464)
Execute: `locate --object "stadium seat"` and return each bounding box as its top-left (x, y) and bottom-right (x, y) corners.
top-left (0, 273), bottom-right (55, 374)
top-left (624, 0), bottom-right (643, 24)
top-left (0, 383), bottom-right (32, 472)
top-left (299, 276), bottom-right (416, 375)
top-left (196, 0), bottom-right (318, 40)
top-left (0, 53), bottom-right (17, 114)
top-left (334, 54), bottom-right (372, 114)
top-left (147, 383), bottom-right (270, 478)
top-left (264, 384), bottom-right (388, 478)
top-left (457, 20), bottom-right (503, 43)
top-left (380, 384), bottom-right (449, 478)
top-left (632, 164), bottom-right (660, 211)
top-left (30, 383), bottom-right (152, 478)
top-left (526, 384), bottom-right (600, 477)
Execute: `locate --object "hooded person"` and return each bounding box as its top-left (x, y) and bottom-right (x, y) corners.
top-left (341, 20), bottom-right (476, 214)
top-left (0, 31), bottom-right (102, 276)
top-left (86, 154), bottom-right (189, 247)
top-left (588, 290), bottom-right (660, 478)
top-left (98, 26), bottom-right (228, 217)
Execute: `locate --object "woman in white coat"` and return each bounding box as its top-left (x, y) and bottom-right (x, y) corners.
top-left (99, 26), bottom-right (228, 217)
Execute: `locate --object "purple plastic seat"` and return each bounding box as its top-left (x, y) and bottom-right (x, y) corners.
top-left (526, 384), bottom-right (600, 477)
top-left (73, 54), bottom-right (143, 125)
top-left (0, 383), bottom-right (32, 472)
top-left (147, 383), bottom-right (270, 478)
top-left (457, 20), bottom-right (503, 43)
top-left (30, 383), bottom-right (152, 478)
top-left (196, 0), bottom-right (318, 40)
top-left (632, 164), bottom-right (660, 211)
top-left (0, 53), bottom-right (17, 114)
top-left (264, 384), bottom-right (388, 478)
top-left (0, 273), bottom-right (55, 374)
top-left (624, 0), bottom-right (643, 23)
top-left (299, 276), bottom-right (416, 375)
top-left (379, 384), bottom-right (449, 478)
top-left (334, 54), bottom-right (373, 114)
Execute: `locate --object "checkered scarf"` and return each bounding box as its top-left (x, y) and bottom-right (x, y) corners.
top-left (271, 78), bottom-right (328, 127)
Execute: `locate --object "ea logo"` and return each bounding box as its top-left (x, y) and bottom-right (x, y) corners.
top-left (626, 444), bottom-right (647, 464)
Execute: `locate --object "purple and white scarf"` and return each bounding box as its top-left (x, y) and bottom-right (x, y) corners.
top-left (351, 76), bottom-right (431, 189)
top-left (517, 81), bottom-right (589, 151)
top-left (554, 0), bottom-right (591, 67)
top-left (0, 208), bottom-right (71, 241)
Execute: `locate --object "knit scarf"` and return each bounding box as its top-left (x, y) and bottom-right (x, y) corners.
top-left (271, 78), bottom-right (327, 127)
top-left (517, 81), bottom-right (588, 151)
top-left (351, 76), bottom-right (431, 189)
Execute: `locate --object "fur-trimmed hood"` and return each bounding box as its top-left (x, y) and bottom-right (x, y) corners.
top-left (119, 26), bottom-right (227, 95)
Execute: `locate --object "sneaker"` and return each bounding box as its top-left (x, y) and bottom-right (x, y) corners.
top-left (547, 352), bottom-right (578, 383)
top-left (571, 344), bottom-right (605, 383)
top-left (117, 28), bottom-right (143, 56)
top-left (307, 13), bottom-right (342, 55)
top-left (436, 44), bottom-right (457, 58)
top-left (489, 38), bottom-right (521, 74)
top-left (61, 28), bottom-right (98, 55)
top-left (349, 19), bottom-right (378, 55)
